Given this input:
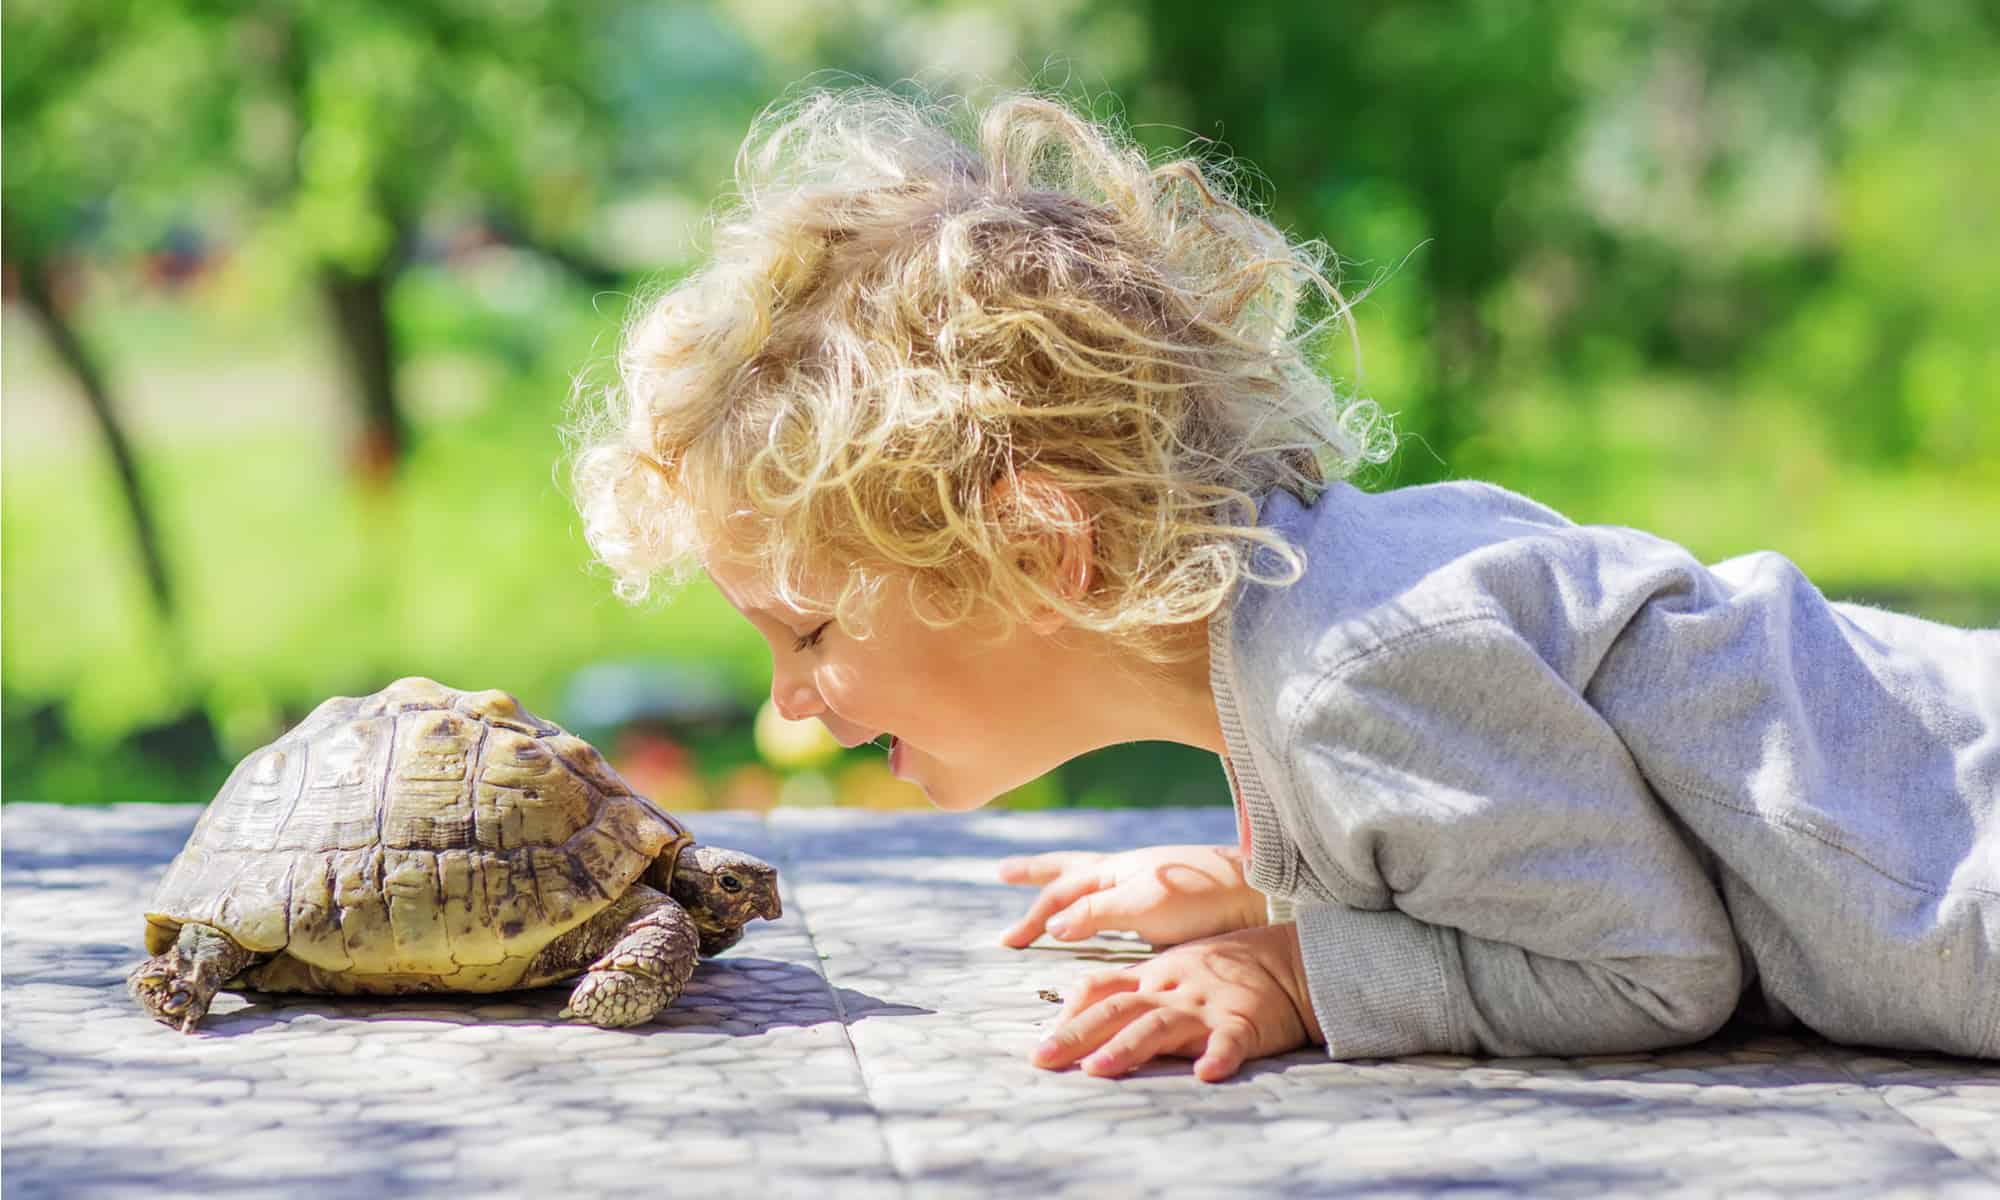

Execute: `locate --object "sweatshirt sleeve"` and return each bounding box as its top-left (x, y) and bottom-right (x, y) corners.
top-left (1283, 613), bottom-right (1745, 1059)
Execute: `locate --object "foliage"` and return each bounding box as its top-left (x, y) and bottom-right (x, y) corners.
top-left (3, 0), bottom-right (1995, 809)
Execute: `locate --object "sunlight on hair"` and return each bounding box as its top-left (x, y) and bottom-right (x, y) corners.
top-left (564, 81), bottom-right (1394, 666)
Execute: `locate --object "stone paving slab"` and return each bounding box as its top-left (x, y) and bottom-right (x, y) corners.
top-left (4, 802), bottom-right (1996, 1199)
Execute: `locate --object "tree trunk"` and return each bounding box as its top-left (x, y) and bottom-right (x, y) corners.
top-left (319, 264), bottom-right (405, 484)
top-left (12, 254), bottom-right (177, 619)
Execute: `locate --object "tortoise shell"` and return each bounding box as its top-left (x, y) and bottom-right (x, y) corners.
top-left (143, 677), bottom-right (693, 987)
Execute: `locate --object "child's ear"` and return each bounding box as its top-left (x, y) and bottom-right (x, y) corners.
top-left (988, 469), bottom-right (1094, 632)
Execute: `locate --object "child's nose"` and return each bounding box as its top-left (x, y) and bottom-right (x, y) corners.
top-left (773, 686), bottom-right (821, 722)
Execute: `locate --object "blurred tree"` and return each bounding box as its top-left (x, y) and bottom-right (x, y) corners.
top-left (6, 0), bottom-right (775, 487)
top-left (2, 0), bottom-right (782, 758)
top-left (1131, 0), bottom-right (1579, 466)
top-left (222, 0), bottom-right (649, 482)
top-left (1, 0), bottom-right (233, 621)
top-left (1122, 0), bottom-right (2000, 478)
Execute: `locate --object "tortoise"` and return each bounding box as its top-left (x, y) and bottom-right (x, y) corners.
top-left (127, 676), bottom-right (780, 1033)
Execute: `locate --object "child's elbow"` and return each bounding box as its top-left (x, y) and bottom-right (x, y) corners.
top-left (1638, 949), bottom-right (1746, 1045)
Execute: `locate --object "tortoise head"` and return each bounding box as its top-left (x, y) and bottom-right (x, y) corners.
top-left (662, 845), bottom-right (781, 944)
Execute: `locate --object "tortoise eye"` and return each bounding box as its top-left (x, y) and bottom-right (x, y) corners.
top-left (719, 873), bottom-right (743, 893)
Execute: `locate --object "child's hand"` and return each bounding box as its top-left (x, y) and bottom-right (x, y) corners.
top-left (1028, 923), bottom-right (1324, 1083)
top-left (997, 844), bottom-right (1265, 949)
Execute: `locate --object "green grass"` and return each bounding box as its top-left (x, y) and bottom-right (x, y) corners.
top-left (1, 416), bottom-right (766, 747)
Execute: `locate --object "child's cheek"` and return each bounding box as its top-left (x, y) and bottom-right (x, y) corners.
top-left (815, 662), bottom-right (867, 720)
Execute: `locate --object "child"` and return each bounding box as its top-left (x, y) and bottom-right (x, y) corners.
top-left (567, 84), bottom-right (1999, 1083)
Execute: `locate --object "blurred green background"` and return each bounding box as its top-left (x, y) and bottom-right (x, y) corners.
top-left (6, 1), bottom-right (1997, 812)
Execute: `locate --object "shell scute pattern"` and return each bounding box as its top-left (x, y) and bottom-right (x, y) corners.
top-left (473, 726), bottom-right (599, 852)
top-left (455, 686), bottom-right (558, 737)
top-left (143, 677), bottom-right (688, 987)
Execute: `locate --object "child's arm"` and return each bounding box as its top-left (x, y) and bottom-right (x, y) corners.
top-left (1030, 611), bottom-right (1749, 1081)
top-left (997, 845), bottom-right (1264, 948)
top-left (1279, 615), bottom-right (1746, 1060)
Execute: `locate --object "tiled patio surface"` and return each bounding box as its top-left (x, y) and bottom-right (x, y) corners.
top-left (4, 802), bottom-right (1995, 1198)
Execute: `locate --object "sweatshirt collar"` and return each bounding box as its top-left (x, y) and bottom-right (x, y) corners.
top-left (1207, 524), bottom-right (1299, 900)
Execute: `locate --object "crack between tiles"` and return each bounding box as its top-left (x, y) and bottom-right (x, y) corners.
top-left (1827, 1053), bottom-right (2000, 1189)
top-left (768, 813), bottom-right (918, 1198)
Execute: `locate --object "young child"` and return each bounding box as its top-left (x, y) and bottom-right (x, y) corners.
top-left (567, 84), bottom-right (1999, 1083)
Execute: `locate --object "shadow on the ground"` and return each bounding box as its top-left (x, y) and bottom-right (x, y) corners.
top-left (147, 957), bottom-right (932, 1039)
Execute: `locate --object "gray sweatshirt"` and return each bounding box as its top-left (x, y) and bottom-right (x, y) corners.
top-left (1207, 479), bottom-right (1999, 1061)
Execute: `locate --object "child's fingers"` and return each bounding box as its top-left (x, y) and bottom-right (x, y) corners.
top-left (998, 871), bottom-right (1105, 948)
top-left (1032, 985), bottom-right (1149, 1070)
top-left (1057, 968), bottom-right (1139, 1025)
top-left (996, 851), bottom-right (1098, 885)
top-left (1193, 1023), bottom-right (1251, 1084)
top-left (1078, 1007), bottom-right (1203, 1078)
top-left (1046, 890), bottom-right (1119, 941)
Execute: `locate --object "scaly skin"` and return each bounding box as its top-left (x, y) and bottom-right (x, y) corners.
top-left (127, 923), bottom-right (264, 1034)
top-left (556, 889), bottom-right (702, 1028)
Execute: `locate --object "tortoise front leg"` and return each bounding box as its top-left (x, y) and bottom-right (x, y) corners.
top-left (127, 923), bottom-right (264, 1034)
top-left (547, 885), bottom-right (700, 1028)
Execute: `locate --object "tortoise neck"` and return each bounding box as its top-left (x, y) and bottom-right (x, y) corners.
top-left (648, 850), bottom-right (692, 898)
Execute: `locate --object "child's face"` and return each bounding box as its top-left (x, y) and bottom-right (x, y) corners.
top-left (703, 548), bottom-right (1087, 812)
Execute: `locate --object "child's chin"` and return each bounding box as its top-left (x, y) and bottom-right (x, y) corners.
top-left (923, 780), bottom-right (991, 813)
top-left (928, 791), bottom-right (989, 813)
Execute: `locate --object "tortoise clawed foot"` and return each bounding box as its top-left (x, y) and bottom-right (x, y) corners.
top-left (127, 955), bottom-right (217, 1032)
top-left (125, 923), bottom-right (255, 1034)
top-left (563, 967), bottom-right (675, 1029)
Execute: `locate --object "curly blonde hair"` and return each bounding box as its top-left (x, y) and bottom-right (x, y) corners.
top-left (565, 82), bottom-right (1391, 666)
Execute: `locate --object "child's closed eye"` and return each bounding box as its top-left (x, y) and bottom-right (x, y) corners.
top-left (793, 622), bottom-right (831, 652)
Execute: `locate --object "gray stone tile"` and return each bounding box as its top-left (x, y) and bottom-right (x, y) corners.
top-left (3, 802), bottom-right (895, 1199)
top-left (6, 801), bottom-right (1996, 1198)
top-left (765, 805), bottom-right (2000, 1198)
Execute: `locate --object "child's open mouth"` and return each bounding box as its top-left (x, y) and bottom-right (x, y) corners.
top-left (888, 734), bottom-right (906, 776)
